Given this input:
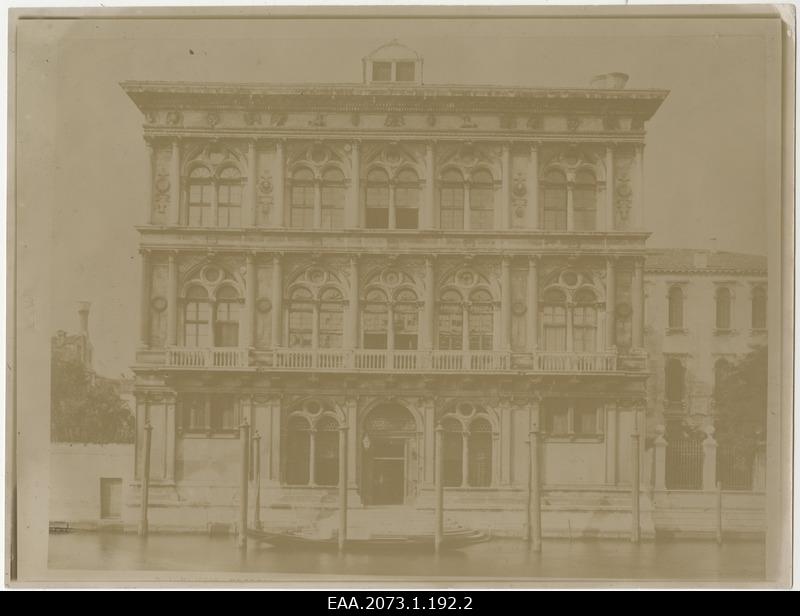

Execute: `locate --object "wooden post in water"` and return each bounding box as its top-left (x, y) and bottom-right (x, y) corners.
top-left (716, 481), bottom-right (723, 545)
top-left (524, 430), bottom-right (532, 543)
top-left (138, 420), bottom-right (153, 537)
top-left (338, 424), bottom-right (348, 552)
top-left (434, 424), bottom-right (444, 554)
top-left (630, 408), bottom-right (641, 543)
top-left (530, 422), bottom-right (542, 552)
top-left (238, 418), bottom-right (250, 549)
top-left (253, 430), bottom-right (261, 531)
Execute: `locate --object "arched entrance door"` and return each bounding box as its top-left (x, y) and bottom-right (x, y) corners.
top-left (361, 404), bottom-right (419, 506)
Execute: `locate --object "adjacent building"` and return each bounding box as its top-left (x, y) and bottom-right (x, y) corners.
top-left (122, 41), bottom-right (669, 536)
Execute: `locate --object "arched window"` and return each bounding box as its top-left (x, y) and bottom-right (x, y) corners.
top-left (542, 289), bottom-right (567, 351)
top-left (668, 285), bottom-right (684, 330)
top-left (441, 418), bottom-right (463, 487)
top-left (395, 168), bottom-right (420, 229)
top-left (365, 168), bottom-right (390, 229)
top-left (573, 288), bottom-right (597, 352)
top-left (187, 167), bottom-right (213, 227)
top-left (287, 287), bottom-right (313, 348)
top-left (285, 416), bottom-right (311, 485)
top-left (214, 286), bottom-right (240, 348)
top-left (440, 169), bottom-right (465, 230)
top-left (542, 169), bottom-right (567, 230)
top-left (362, 289), bottom-right (389, 349)
top-left (320, 168), bottom-right (346, 229)
top-left (394, 288), bottom-right (419, 350)
top-left (314, 416), bottom-right (340, 487)
top-left (752, 287), bottom-right (766, 330)
top-left (319, 288), bottom-right (344, 349)
top-left (217, 167), bottom-right (243, 228)
top-left (572, 169), bottom-right (597, 231)
top-left (468, 289), bottom-right (494, 350)
top-left (469, 170), bottom-right (494, 230)
top-left (715, 287), bottom-right (732, 330)
top-left (438, 289), bottom-right (463, 350)
top-left (467, 418), bottom-right (492, 487)
top-left (665, 358), bottom-right (685, 404)
top-left (184, 286), bottom-right (211, 347)
top-left (290, 168), bottom-right (315, 229)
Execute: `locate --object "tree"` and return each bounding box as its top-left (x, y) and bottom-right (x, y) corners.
top-left (713, 344), bottom-right (767, 449)
top-left (51, 357), bottom-right (135, 443)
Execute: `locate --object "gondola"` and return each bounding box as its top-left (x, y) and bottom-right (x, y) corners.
top-left (247, 525), bottom-right (490, 551)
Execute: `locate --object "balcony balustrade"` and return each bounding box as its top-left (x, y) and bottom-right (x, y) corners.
top-left (157, 346), bottom-right (645, 374)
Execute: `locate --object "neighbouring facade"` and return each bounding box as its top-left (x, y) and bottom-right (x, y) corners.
top-left (122, 42), bottom-right (670, 537)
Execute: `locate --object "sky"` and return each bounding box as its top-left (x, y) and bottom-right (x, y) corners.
top-left (25, 15), bottom-right (778, 377)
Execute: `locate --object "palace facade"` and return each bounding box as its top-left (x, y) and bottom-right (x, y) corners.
top-left (122, 42), bottom-right (668, 536)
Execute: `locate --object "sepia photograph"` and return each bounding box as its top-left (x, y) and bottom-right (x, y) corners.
top-left (6, 5), bottom-right (794, 589)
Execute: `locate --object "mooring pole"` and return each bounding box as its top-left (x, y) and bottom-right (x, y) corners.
top-left (338, 424), bottom-right (349, 552)
top-left (524, 431), bottom-right (532, 543)
top-left (434, 424), bottom-right (444, 554)
top-left (530, 422), bottom-right (542, 552)
top-left (716, 481), bottom-right (723, 545)
top-left (238, 418), bottom-right (250, 549)
top-left (631, 407), bottom-right (641, 543)
top-left (138, 420), bottom-right (153, 537)
top-left (253, 430), bottom-right (262, 531)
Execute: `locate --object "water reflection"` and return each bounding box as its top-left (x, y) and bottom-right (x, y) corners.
top-left (48, 532), bottom-right (765, 581)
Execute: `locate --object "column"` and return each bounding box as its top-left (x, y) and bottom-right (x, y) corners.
top-left (347, 141), bottom-right (360, 228)
top-left (423, 256), bottom-right (435, 351)
top-left (565, 302), bottom-right (574, 353)
top-left (463, 181), bottom-right (471, 231)
top-left (166, 252), bottom-right (178, 346)
top-left (274, 140), bottom-right (286, 227)
top-left (606, 256), bottom-right (616, 349)
top-left (500, 402), bottom-right (511, 485)
top-left (566, 176), bottom-right (575, 231)
top-left (529, 399), bottom-right (542, 551)
top-left (244, 253), bottom-right (256, 348)
top-left (144, 138), bottom-right (154, 225)
top-left (605, 401), bottom-right (618, 484)
top-left (633, 144), bottom-right (645, 230)
top-left (605, 145), bottom-right (615, 231)
top-left (528, 143), bottom-right (539, 229)
top-left (388, 181), bottom-right (396, 230)
top-left (527, 256), bottom-right (539, 351)
top-left (139, 250), bottom-right (151, 346)
top-left (246, 140), bottom-right (257, 227)
top-left (424, 141), bottom-right (436, 229)
top-left (346, 397), bottom-right (358, 490)
top-left (237, 419), bottom-right (250, 548)
top-left (165, 394), bottom-right (176, 481)
top-left (346, 256), bottom-right (360, 349)
top-left (501, 256), bottom-right (512, 350)
top-left (632, 258), bottom-right (644, 349)
top-left (169, 138), bottom-right (181, 225)
top-left (461, 431), bottom-right (469, 488)
top-left (501, 143), bottom-right (511, 229)
top-left (630, 405), bottom-right (641, 543)
top-left (424, 398), bottom-right (435, 486)
top-left (309, 430), bottom-right (317, 486)
top-left (271, 254), bottom-right (283, 347)
top-left (702, 425), bottom-right (718, 491)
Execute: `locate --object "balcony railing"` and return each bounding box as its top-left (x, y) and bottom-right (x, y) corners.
top-left (160, 347), bottom-right (643, 373)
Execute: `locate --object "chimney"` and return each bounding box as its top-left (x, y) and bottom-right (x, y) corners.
top-left (590, 72), bottom-right (629, 90)
top-left (77, 301), bottom-right (91, 336)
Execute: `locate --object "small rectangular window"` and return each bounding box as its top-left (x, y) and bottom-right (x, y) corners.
top-left (372, 62), bottom-right (391, 82)
top-left (395, 61), bottom-right (415, 82)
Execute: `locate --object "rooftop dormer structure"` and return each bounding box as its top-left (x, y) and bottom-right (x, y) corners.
top-left (362, 40), bottom-right (423, 85)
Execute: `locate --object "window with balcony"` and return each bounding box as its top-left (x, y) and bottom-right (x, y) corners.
top-left (440, 169), bottom-right (465, 230)
top-left (751, 286), bottom-right (766, 330)
top-left (468, 169), bottom-right (495, 230)
top-left (394, 168), bottom-right (420, 229)
top-left (715, 287), bottom-right (732, 331)
top-left (395, 61), bottom-right (416, 82)
top-left (438, 289), bottom-right (463, 350)
top-left (321, 168), bottom-right (346, 229)
top-left (393, 288), bottom-right (419, 350)
top-left (186, 165), bottom-right (243, 228)
top-left (542, 289), bottom-right (567, 351)
top-left (184, 286), bottom-right (212, 347)
top-left (542, 169), bottom-right (567, 231)
top-left (371, 61), bottom-right (392, 82)
top-left (180, 393), bottom-right (238, 435)
top-left (183, 283), bottom-right (241, 348)
top-left (365, 168), bottom-right (390, 229)
top-left (319, 288), bottom-right (345, 349)
top-left (288, 287), bottom-right (313, 348)
top-left (290, 167), bottom-right (315, 228)
top-left (668, 285), bottom-right (685, 330)
top-left (572, 288), bottom-right (598, 352)
top-left (467, 289), bottom-right (493, 350)
top-left (572, 169), bottom-right (597, 231)
top-left (363, 289), bottom-right (389, 349)
top-left (213, 286), bottom-right (240, 348)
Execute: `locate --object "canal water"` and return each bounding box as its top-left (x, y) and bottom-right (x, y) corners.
top-left (48, 532), bottom-right (765, 582)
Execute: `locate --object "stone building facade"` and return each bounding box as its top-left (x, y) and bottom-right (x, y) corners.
top-left (122, 42), bottom-right (668, 536)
